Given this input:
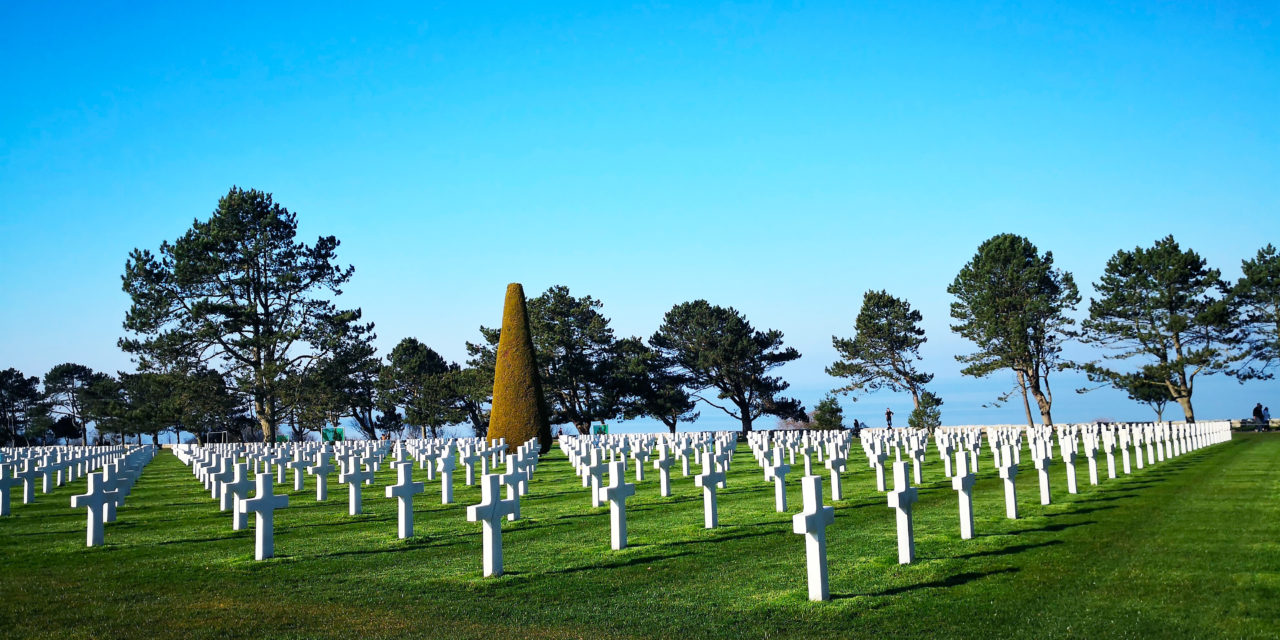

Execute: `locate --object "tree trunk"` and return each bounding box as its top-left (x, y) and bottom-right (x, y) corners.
top-left (740, 414), bottom-right (753, 436)
top-left (1176, 396), bottom-right (1195, 422)
top-left (255, 397), bottom-right (276, 443)
top-left (1016, 371), bottom-right (1034, 427)
top-left (909, 387), bottom-right (921, 410)
top-left (1027, 378), bottom-right (1054, 425)
top-left (575, 421), bottom-right (591, 435)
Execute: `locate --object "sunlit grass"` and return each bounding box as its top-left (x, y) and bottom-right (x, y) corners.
top-left (1, 433), bottom-right (1276, 639)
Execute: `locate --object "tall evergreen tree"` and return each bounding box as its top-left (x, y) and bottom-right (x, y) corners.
top-left (1079, 235), bottom-right (1238, 422)
top-left (617, 337), bottom-right (699, 434)
top-left (1233, 243), bottom-right (1280, 380)
top-left (948, 234), bottom-right (1080, 425)
top-left (383, 337), bottom-right (464, 439)
top-left (811, 394), bottom-right (845, 430)
top-left (0, 368), bottom-right (42, 446)
top-left (827, 290), bottom-right (934, 408)
top-left (42, 363), bottom-right (107, 443)
top-left (651, 300), bottom-right (806, 435)
top-left (120, 187), bottom-right (368, 441)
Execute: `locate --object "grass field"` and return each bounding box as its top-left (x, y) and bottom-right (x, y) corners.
top-left (1, 432), bottom-right (1277, 639)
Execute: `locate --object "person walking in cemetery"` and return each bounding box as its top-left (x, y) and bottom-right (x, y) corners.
top-left (1252, 403), bottom-right (1265, 431)
top-left (885, 408), bottom-right (894, 428)
top-left (1264, 406), bottom-right (1272, 431)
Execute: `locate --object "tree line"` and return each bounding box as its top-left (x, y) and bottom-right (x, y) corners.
top-left (3, 189), bottom-right (1276, 444)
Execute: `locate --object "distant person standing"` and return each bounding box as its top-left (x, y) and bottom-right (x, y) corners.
top-left (885, 407), bottom-right (894, 428)
top-left (1253, 403), bottom-right (1265, 431)
top-left (1265, 406), bottom-right (1272, 431)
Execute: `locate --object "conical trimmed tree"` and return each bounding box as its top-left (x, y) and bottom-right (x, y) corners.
top-left (488, 283), bottom-right (553, 453)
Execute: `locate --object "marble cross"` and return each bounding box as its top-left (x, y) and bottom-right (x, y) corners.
top-left (0, 464), bottom-right (17, 516)
top-left (307, 453), bottom-right (335, 501)
top-left (286, 451), bottom-right (310, 492)
top-left (224, 463), bottom-right (255, 531)
top-left (385, 461), bottom-right (425, 539)
top-left (766, 448), bottom-right (791, 512)
top-left (951, 452), bottom-right (976, 539)
top-left (653, 448), bottom-right (675, 497)
top-left (791, 475), bottom-right (835, 602)
top-left (599, 461), bottom-right (637, 550)
top-left (339, 460), bottom-right (373, 515)
top-left (466, 473), bottom-right (519, 577)
top-left (996, 444), bottom-right (1019, 519)
top-left (824, 452), bottom-right (847, 502)
top-left (70, 472), bottom-right (113, 547)
top-left (1033, 439), bottom-right (1053, 505)
top-left (239, 473), bottom-right (289, 560)
top-left (436, 452), bottom-right (456, 504)
top-left (885, 461), bottom-right (918, 564)
top-left (693, 452), bottom-right (727, 529)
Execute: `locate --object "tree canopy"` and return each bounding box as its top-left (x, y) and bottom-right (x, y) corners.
top-left (651, 300), bottom-right (805, 434)
top-left (120, 187), bottom-right (368, 441)
top-left (948, 234), bottom-right (1080, 426)
top-left (1233, 243), bottom-right (1280, 380)
top-left (1079, 236), bottom-right (1239, 422)
top-left (0, 368), bottom-right (42, 446)
top-left (827, 289), bottom-right (933, 408)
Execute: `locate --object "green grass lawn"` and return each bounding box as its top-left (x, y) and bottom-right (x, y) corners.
top-left (1, 433), bottom-right (1277, 639)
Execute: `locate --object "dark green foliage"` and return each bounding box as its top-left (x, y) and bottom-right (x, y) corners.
top-left (1079, 235), bottom-right (1238, 422)
top-left (41, 362), bottom-right (108, 443)
top-left (828, 290), bottom-right (933, 407)
top-left (383, 337), bottom-right (465, 439)
top-left (0, 368), bottom-right (42, 445)
top-left (120, 187), bottom-right (368, 441)
top-left (1119, 370), bottom-right (1175, 421)
top-left (618, 337), bottom-right (699, 434)
top-left (948, 234), bottom-right (1080, 425)
top-left (811, 394), bottom-right (845, 430)
top-left (907, 390), bottom-right (944, 431)
top-left (301, 323), bottom-right (383, 439)
top-left (651, 300), bottom-right (806, 434)
top-left (1232, 243), bottom-right (1280, 380)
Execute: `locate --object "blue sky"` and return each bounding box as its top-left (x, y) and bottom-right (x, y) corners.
top-left (2, 1), bottom-right (1276, 434)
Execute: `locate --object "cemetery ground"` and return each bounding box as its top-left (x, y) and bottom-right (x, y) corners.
top-left (2, 434), bottom-right (1277, 639)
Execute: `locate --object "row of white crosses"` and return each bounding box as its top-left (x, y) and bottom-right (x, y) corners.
top-left (837, 420), bottom-right (1232, 602)
top-left (558, 432), bottom-right (738, 536)
top-left (65, 446), bottom-right (159, 546)
top-left (0, 445), bottom-right (141, 514)
top-left (171, 436), bottom-right (540, 561)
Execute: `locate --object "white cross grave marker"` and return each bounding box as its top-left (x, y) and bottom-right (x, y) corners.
top-left (598, 460), bottom-right (637, 550)
top-left (885, 461), bottom-right (917, 564)
top-left (239, 473), bottom-right (289, 560)
top-left (951, 452), bottom-right (976, 539)
top-left (385, 461), bottom-right (425, 539)
top-left (466, 473), bottom-right (519, 577)
top-left (791, 474), bottom-right (835, 602)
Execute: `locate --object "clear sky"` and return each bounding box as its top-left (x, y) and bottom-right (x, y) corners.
top-left (2, 1), bottom-right (1277, 434)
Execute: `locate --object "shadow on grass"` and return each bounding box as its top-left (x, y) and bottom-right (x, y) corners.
top-left (1045, 505), bottom-right (1117, 517)
top-left (317, 536), bottom-right (464, 558)
top-left (936, 539), bottom-right (1064, 560)
top-left (535, 550), bottom-right (696, 576)
top-left (834, 567), bottom-right (1021, 599)
top-left (1078, 493), bottom-right (1138, 503)
top-left (1015, 520), bottom-right (1098, 535)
